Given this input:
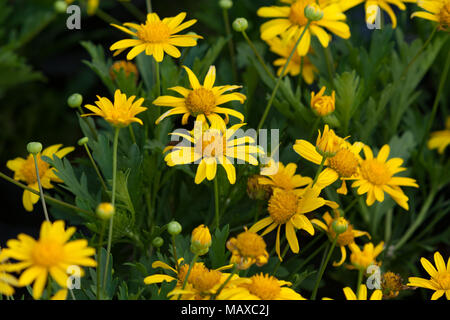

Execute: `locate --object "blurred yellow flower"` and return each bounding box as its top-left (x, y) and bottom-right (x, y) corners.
top-left (351, 145), bottom-right (419, 210)
top-left (83, 89), bottom-right (147, 127)
top-left (6, 144), bottom-right (74, 211)
top-left (347, 241), bottom-right (384, 271)
top-left (191, 224), bottom-right (212, 256)
top-left (310, 86), bottom-right (335, 116)
top-left (109, 60), bottom-right (139, 81)
top-left (110, 12), bottom-right (202, 61)
top-left (1, 220), bottom-right (97, 300)
top-left (153, 65), bottom-right (245, 129)
top-left (343, 284), bottom-right (383, 300)
top-left (226, 228), bottom-right (269, 270)
top-left (257, 0), bottom-right (350, 56)
top-left (0, 251), bottom-right (18, 297)
top-left (407, 251), bottom-right (450, 300)
top-left (411, 0), bottom-right (450, 30)
top-left (427, 116), bottom-right (450, 154)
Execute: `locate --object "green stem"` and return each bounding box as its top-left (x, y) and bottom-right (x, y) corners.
top-left (171, 235), bottom-right (180, 273)
top-left (211, 265), bottom-right (238, 300)
top-left (146, 0), bottom-right (152, 13)
top-left (355, 268), bottom-right (364, 298)
top-left (358, 196), bottom-right (370, 225)
top-left (384, 208), bottom-right (393, 245)
top-left (290, 239), bottom-right (327, 278)
top-left (272, 242), bottom-right (290, 275)
top-left (311, 156), bottom-right (326, 187)
top-left (128, 125), bottom-right (137, 145)
top-left (418, 50), bottom-right (450, 156)
top-left (155, 61), bottom-right (161, 116)
top-left (222, 8), bottom-right (238, 82)
top-left (310, 235), bottom-right (338, 300)
top-left (32, 154), bottom-right (50, 222)
top-left (0, 172), bottom-right (91, 215)
top-left (83, 144), bottom-right (108, 193)
top-left (120, 1), bottom-right (146, 21)
top-left (95, 8), bottom-right (121, 25)
top-left (323, 46), bottom-right (334, 88)
top-left (103, 127), bottom-right (120, 288)
top-left (256, 21), bottom-right (311, 132)
top-left (214, 178), bottom-right (220, 231)
top-left (241, 30), bottom-right (275, 81)
top-left (393, 188), bottom-right (437, 252)
top-left (96, 220), bottom-right (106, 300)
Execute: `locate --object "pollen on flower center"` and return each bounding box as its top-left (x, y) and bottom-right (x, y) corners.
top-left (289, 0), bottom-right (310, 26)
top-left (185, 88), bottom-right (216, 115)
top-left (268, 190), bottom-right (298, 224)
top-left (235, 231), bottom-right (267, 258)
top-left (433, 272), bottom-right (450, 290)
top-left (21, 156), bottom-right (50, 185)
top-left (191, 269), bottom-right (222, 292)
top-left (247, 274), bottom-right (281, 300)
top-left (31, 240), bottom-right (64, 267)
top-left (360, 159), bottom-right (392, 185)
top-left (328, 149), bottom-right (359, 178)
top-left (136, 21), bottom-right (171, 43)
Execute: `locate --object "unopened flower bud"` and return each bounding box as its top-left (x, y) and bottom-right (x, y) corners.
top-left (54, 1), bottom-right (68, 13)
top-left (167, 221), bottom-right (182, 236)
top-left (78, 137), bottom-right (89, 146)
top-left (219, 0), bottom-right (233, 9)
top-left (190, 224), bottom-right (212, 256)
top-left (232, 18), bottom-right (248, 32)
top-left (96, 203), bottom-right (115, 220)
top-left (67, 93), bottom-right (83, 108)
top-left (332, 217), bottom-right (349, 235)
top-left (27, 142), bottom-right (42, 155)
top-left (152, 236), bottom-right (164, 248)
top-left (304, 3), bottom-right (324, 21)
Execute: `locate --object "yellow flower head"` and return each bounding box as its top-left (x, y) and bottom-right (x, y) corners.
top-left (351, 144), bottom-right (419, 210)
top-left (266, 34), bottom-right (317, 83)
top-left (407, 251), bottom-right (450, 300)
top-left (6, 144), bottom-right (74, 211)
top-left (343, 284), bottom-right (383, 300)
top-left (311, 211), bottom-right (370, 266)
top-left (226, 228), bottom-right (269, 270)
top-left (257, 0), bottom-right (350, 56)
top-left (1, 220), bottom-right (97, 300)
top-left (0, 251), bottom-right (18, 297)
top-left (153, 65), bottom-right (246, 130)
top-left (225, 273), bottom-right (306, 300)
top-left (109, 60), bottom-right (139, 81)
top-left (191, 224), bottom-right (212, 256)
top-left (381, 271), bottom-right (409, 299)
top-left (427, 116), bottom-right (450, 154)
top-left (311, 86), bottom-right (335, 116)
top-left (110, 12), bottom-right (202, 62)
top-left (315, 124), bottom-right (342, 157)
top-left (258, 161), bottom-right (313, 196)
top-left (412, 0), bottom-right (450, 30)
top-left (347, 241), bottom-right (384, 271)
top-left (250, 187), bottom-right (338, 260)
top-left (83, 89), bottom-right (147, 128)
top-left (164, 122), bottom-right (263, 185)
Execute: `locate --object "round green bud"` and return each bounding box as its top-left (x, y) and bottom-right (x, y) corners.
top-left (152, 236), bottom-right (164, 248)
top-left (167, 221), bottom-right (182, 236)
top-left (54, 0), bottom-right (68, 13)
top-left (232, 18), bottom-right (249, 32)
top-left (78, 137), bottom-right (89, 146)
top-left (304, 4), bottom-right (324, 21)
top-left (67, 93), bottom-right (83, 108)
top-left (96, 203), bottom-right (115, 220)
top-left (219, 0), bottom-right (233, 9)
top-left (332, 217), bottom-right (349, 235)
top-left (27, 142), bottom-right (43, 155)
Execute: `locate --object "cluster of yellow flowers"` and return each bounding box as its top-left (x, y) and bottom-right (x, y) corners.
top-left (1, 0), bottom-right (449, 301)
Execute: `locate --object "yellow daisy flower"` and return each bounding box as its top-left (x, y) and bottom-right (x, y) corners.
top-left (427, 116), bottom-right (450, 154)
top-left (82, 89), bottom-right (147, 128)
top-left (343, 284), bottom-right (383, 300)
top-left (258, 161), bottom-right (313, 196)
top-left (250, 187), bottom-right (338, 260)
top-left (347, 241), bottom-right (384, 271)
top-left (350, 144), bottom-right (419, 210)
top-left (310, 86), bottom-right (335, 117)
top-left (0, 251), bottom-right (18, 297)
top-left (164, 123), bottom-right (262, 184)
top-left (219, 273), bottom-right (306, 300)
top-left (293, 126), bottom-right (363, 194)
top-left (266, 35), bottom-right (318, 83)
top-left (226, 227), bottom-right (269, 270)
top-left (110, 12), bottom-right (202, 62)
top-left (407, 251), bottom-right (450, 300)
top-left (6, 144), bottom-right (74, 212)
top-left (257, 0), bottom-right (350, 56)
top-left (1, 220), bottom-right (97, 300)
top-left (144, 259), bottom-right (235, 300)
top-left (109, 60), bottom-right (139, 81)
top-left (153, 65), bottom-right (246, 129)
top-left (411, 0), bottom-right (450, 30)
top-left (311, 210), bottom-right (370, 266)
top-left (338, 0), bottom-right (418, 28)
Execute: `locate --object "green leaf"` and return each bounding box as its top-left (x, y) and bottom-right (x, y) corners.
top-left (208, 224), bottom-right (230, 269)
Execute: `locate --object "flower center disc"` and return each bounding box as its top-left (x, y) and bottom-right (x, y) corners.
top-left (360, 159), bottom-right (392, 185)
top-left (21, 156), bottom-right (50, 185)
top-left (235, 231), bottom-right (267, 258)
top-left (268, 191), bottom-right (298, 224)
top-left (247, 274), bottom-right (281, 300)
top-left (328, 149), bottom-right (359, 178)
top-left (137, 21), bottom-right (171, 43)
top-left (186, 88), bottom-right (216, 115)
top-left (32, 240), bottom-right (64, 267)
top-left (434, 272), bottom-right (450, 290)
top-left (289, 0), bottom-right (310, 26)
